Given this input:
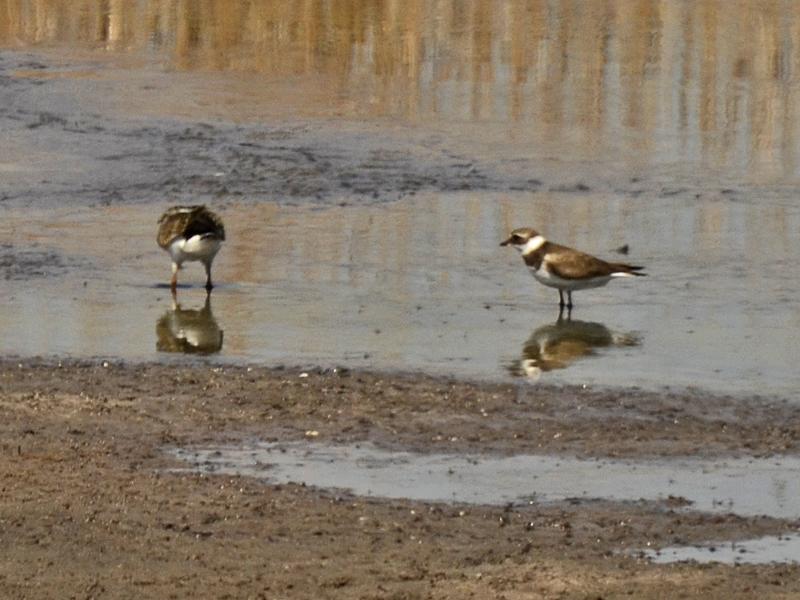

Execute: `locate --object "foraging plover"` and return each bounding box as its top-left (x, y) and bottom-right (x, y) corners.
top-left (157, 205), bottom-right (225, 290)
top-left (501, 227), bottom-right (645, 308)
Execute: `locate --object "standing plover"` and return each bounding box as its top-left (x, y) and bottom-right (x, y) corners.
top-left (501, 227), bottom-right (645, 308)
top-left (157, 205), bottom-right (225, 290)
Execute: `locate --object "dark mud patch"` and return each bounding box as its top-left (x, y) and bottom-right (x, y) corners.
top-left (6, 111), bottom-right (521, 206)
top-left (0, 51), bottom-right (674, 211)
top-left (0, 243), bottom-right (75, 280)
top-left (549, 182), bottom-right (592, 193)
top-left (1, 52), bottom-right (534, 208)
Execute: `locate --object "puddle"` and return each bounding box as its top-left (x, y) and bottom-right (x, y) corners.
top-left (643, 534), bottom-right (800, 565)
top-left (171, 442), bottom-right (800, 519)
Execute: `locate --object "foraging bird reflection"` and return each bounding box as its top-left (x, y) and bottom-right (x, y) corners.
top-left (156, 292), bottom-right (223, 355)
top-left (508, 315), bottom-right (640, 380)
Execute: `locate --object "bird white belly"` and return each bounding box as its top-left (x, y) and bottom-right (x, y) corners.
top-left (530, 267), bottom-right (611, 291)
top-left (169, 236), bottom-right (221, 265)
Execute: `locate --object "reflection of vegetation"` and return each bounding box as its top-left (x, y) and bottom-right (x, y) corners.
top-left (156, 293), bottom-right (223, 355)
top-left (508, 316), bottom-right (639, 380)
top-left (1, 0), bottom-right (797, 165)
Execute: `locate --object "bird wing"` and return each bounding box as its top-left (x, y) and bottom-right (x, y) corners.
top-left (157, 206), bottom-right (225, 248)
top-left (544, 244), bottom-right (618, 279)
top-left (184, 207), bottom-right (225, 241)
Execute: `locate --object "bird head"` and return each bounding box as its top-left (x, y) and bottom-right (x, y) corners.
top-left (500, 227), bottom-right (543, 253)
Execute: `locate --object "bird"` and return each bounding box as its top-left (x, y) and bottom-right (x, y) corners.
top-left (157, 205), bottom-right (225, 291)
top-left (500, 227), bottom-right (645, 309)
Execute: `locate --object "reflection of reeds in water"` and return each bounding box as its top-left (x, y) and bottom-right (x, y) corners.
top-left (156, 293), bottom-right (223, 355)
top-left (509, 316), bottom-right (640, 380)
top-left (1, 0), bottom-right (799, 173)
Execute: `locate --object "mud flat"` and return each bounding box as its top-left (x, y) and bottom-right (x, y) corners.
top-left (1, 359), bottom-right (799, 599)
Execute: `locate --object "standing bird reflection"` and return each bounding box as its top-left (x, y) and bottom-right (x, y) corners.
top-left (509, 315), bottom-right (640, 379)
top-left (157, 205), bottom-right (225, 291)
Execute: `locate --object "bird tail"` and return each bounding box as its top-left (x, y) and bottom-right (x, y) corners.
top-left (610, 264), bottom-right (647, 277)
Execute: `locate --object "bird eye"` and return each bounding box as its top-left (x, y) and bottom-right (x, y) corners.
top-left (512, 235), bottom-right (523, 242)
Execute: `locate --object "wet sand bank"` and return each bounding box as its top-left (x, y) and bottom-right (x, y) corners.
top-left (1, 359), bottom-right (799, 599)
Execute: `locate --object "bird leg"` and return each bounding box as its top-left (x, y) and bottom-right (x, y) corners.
top-left (557, 303), bottom-right (572, 321)
top-left (204, 262), bottom-right (214, 291)
top-left (170, 262), bottom-right (179, 291)
top-left (566, 291), bottom-right (573, 309)
top-left (558, 289), bottom-right (565, 308)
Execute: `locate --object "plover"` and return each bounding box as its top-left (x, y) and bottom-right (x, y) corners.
top-left (157, 205), bottom-right (225, 290)
top-left (501, 227), bottom-right (645, 308)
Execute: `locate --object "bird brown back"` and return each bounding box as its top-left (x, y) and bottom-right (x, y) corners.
top-left (157, 206), bottom-right (225, 249)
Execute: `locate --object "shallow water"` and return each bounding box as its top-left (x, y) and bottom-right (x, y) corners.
top-left (3, 1), bottom-right (800, 398)
top-left (171, 441), bottom-right (800, 519)
top-left (644, 534), bottom-right (800, 565)
top-left (3, 194), bottom-right (800, 397)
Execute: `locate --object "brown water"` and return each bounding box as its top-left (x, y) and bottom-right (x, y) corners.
top-left (2, 1), bottom-right (800, 398)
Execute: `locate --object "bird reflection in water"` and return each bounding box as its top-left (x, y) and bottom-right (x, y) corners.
top-left (509, 312), bottom-right (639, 380)
top-left (156, 291), bottom-right (223, 355)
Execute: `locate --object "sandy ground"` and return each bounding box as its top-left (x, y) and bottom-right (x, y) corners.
top-left (1, 359), bottom-right (799, 599)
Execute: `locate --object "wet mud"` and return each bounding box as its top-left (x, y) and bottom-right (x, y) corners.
top-left (1, 49), bottom-right (724, 213)
top-left (0, 52), bottom-right (543, 210)
top-left (0, 243), bottom-right (72, 280)
top-left (1, 360), bottom-right (800, 598)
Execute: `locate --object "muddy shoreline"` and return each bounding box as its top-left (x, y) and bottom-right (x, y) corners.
top-left (2, 359), bottom-right (799, 598)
